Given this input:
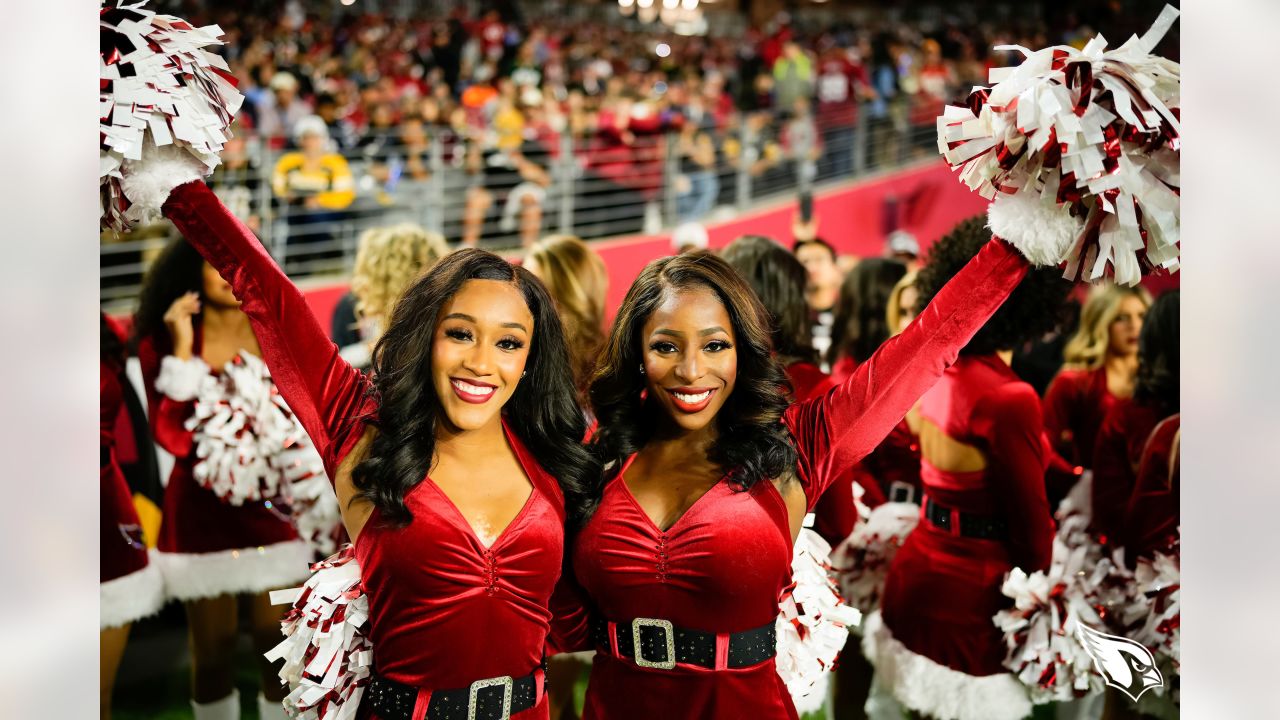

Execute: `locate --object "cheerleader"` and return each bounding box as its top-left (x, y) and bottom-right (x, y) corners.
top-left (866, 219), bottom-right (1071, 720)
top-left (121, 158), bottom-right (593, 720)
top-left (101, 313), bottom-right (164, 720)
top-left (1043, 284), bottom-right (1151, 471)
top-left (1092, 290), bottom-right (1180, 551)
top-left (557, 207), bottom-right (1064, 719)
top-left (132, 239), bottom-right (311, 719)
top-left (1123, 413), bottom-right (1179, 562)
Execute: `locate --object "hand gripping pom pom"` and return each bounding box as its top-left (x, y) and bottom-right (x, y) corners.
top-left (993, 473), bottom-right (1145, 704)
top-left (266, 547), bottom-right (372, 720)
top-left (776, 528), bottom-right (863, 714)
top-left (101, 1), bottom-right (243, 231)
top-left (938, 5), bottom-right (1180, 285)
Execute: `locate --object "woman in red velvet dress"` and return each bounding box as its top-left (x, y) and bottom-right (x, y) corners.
top-left (139, 168), bottom-right (594, 720)
top-left (556, 211), bottom-right (1061, 719)
top-left (863, 219), bottom-right (1071, 720)
top-left (101, 313), bottom-right (164, 720)
top-left (133, 238), bottom-right (311, 720)
top-left (1093, 290), bottom-right (1179, 550)
top-left (1042, 284), bottom-right (1151, 472)
top-left (1123, 413), bottom-right (1180, 562)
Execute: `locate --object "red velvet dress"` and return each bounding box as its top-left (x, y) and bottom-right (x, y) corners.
top-left (1042, 366), bottom-right (1117, 470)
top-left (880, 356), bottom-right (1054, 673)
top-left (567, 239), bottom-right (1032, 719)
top-left (1123, 414), bottom-right (1180, 561)
top-left (101, 353), bottom-right (164, 629)
top-left (163, 180), bottom-right (558, 717)
top-left (139, 330), bottom-right (311, 601)
top-left (1091, 398), bottom-right (1167, 547)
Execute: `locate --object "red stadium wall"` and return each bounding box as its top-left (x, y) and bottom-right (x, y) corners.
top-left (298, 160), bottom-right (989, 328)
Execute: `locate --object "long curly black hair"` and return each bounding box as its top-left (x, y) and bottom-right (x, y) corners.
top-left (720, 235), bottom-right (817, 366)
top-left (1135, 289), bottom-right (1179, 416)
top-left (828, 258), bottom-right (908, 367)
top-left (131, 238), bottom-right (206, 351)
top-left (588, 250), bottom-right (796, 511)
top-left (352, 248), bottom-right (598, 528)
top-left (915, 216), bottom-right (1072, 355)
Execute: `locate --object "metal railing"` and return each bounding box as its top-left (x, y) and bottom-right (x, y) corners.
top-left (100, 101), bottom-right (940, 313)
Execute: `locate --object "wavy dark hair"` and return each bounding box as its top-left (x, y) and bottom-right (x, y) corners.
top-left (829, 258), bottom-right (908, 367)
top-left (720, 235), bottom-right (817, 366)
top-left (916, 217), bottom-right (1072, 355)
top-left (352, 248), bottom-right (597, 527)
top-left (588, 250), bottom-right (796, 505)
top-left (1135, 290), bottom-right (1179, 416)
top-left (131, 238), bottom-right (206, 350)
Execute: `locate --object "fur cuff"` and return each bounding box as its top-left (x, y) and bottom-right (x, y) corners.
top-left (120, 142), bottom-right (209, 226)
top-left (154, 355), bottom-right (211, 402)
top-left (986, 193), bottom-right (1082, 268)
top-left (862, 611), bottom-right (1032, 720)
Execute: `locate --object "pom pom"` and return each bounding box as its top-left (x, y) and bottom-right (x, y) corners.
top-left (831, 501), bottom-right (919, 617)
top-left (101, 1), bottom-right (243, 232)
top-left (266, 546), bottom-right (372, 720)
top-left (1131, 547), bottom-right (1179, 669)
top-left (776, 528), bottom-right (862, 713)
top-left (937, 4), bottom-right (1180, 285)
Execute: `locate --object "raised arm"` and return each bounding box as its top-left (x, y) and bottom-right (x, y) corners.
top-left (162, 180), bottom-right (374, 477)
top-left (784, 238), bottom-right (1029, 507)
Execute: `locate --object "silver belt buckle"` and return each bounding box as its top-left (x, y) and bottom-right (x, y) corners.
top-left (890, 481), bottom-right (916, 504)
top-left (631, 617), bottom-right (677, 670)
top-left (467, 675), bottom-right (513, 720)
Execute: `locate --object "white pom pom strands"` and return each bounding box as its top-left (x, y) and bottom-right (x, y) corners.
top-left (101, 1), bottom-right (243, 232)
top-left (937, 4), bottom-right (1180, 286)
top-left (831, 501), bottom-right (919, 617)
top-left (267, 547), bottom-right (372, 720)
top-left (775, 528), bottom-right (862, 712)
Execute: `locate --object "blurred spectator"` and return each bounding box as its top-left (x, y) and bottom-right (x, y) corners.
top-left (772, 40), bottom-right (814, 110)
top-left (675, 121), bottom-right (719, 223)
top-left (793, 229), bottom-right (843, 370)
top-left (272, 116), bottom-right (356, 254)
top-left (256, 72), bottom-right (311, 147)
top-left (209, 126), bottom-right (263, 235)
top-left (885, 229), bottom-right (921, 269)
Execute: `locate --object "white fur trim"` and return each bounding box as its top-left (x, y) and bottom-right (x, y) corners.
top-left (120, 142), bottom-right (209, 225)
top-left (986, 192), bottom-right (1083, 268)
top-left (101, 555), bottom-right (166, 629)
top-left (861, 611), bottom-right (1032, 720)
top-left (156, 540), bottom-right (312, 601)
top-left (154, 355), bottom-right (211, 402)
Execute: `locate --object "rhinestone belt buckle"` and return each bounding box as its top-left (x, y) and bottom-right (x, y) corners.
top-left (631, 617), bottom-right (677, 670)
top-left (467, 675), bottom-right (513, 720)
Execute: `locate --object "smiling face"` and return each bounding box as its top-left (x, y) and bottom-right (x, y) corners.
top-left (1109, 294), bottom-right (1147, 357)
top-left (431, 279), bottom-right (534, 432)
top-left (641, 286), bottom-right (738, 435)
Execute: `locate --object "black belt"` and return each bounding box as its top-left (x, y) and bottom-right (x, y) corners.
top-left (591, 616), bottom-right (776, 670)
top-left (924, 496), bottom-right (1008, 540)
top-left (367, 660), bottom-right (544, 720)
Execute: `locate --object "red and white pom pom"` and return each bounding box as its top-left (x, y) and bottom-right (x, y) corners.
top-left (938, 5), bottom-right (1180, 285)
top-left (100, 0), bottom-right (243, 231)
top-left (187, 352), bottom-right (289, 504)
top-left (277, 442), bottom-right (344, 558)
top-left (1131, 548), bottom-right (1180, 668)
top-left (831, 501), bottom-right (919, 617)
top-left (776, 526), bottom-right (862, 713)
top-left (266, 546), bottom-right (372, 720)
top-left (994, 472), bottom-right (1147, 704)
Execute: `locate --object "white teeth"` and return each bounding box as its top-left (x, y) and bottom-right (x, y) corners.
top-left (673, 391), bottom-right (711, 404)
top-left (452, 379), bottom-right (495, 396)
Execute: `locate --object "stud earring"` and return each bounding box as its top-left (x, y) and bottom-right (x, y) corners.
top-left (639, 364), bottom-right (646, 375)
top-left (521, 370), bottom-right (527, 378)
